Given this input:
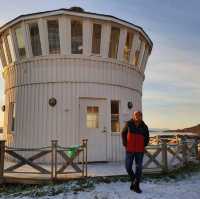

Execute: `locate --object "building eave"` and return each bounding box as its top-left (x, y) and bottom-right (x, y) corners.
top-left (0, 8), bottom-right (153, 50)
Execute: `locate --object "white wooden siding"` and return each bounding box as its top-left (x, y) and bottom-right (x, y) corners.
top-left (111, 133), bottom-right (125, 162)
top-left (4, 57), bottom-right (144, 92)
top-left (4, 58), bottom-right (143, 163)
top-left (6, 82), bottom-right (141, 148)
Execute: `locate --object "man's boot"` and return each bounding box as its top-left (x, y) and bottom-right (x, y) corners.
top-left (130, 181), bottom-right (135, 190)
top-left (133, 180), bottom-right (142, 193)
top-left (129, 172), bottom-right (135, 190)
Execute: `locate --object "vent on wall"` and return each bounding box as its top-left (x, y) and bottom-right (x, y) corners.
top-left (69, 7), bottom-right (85, 12)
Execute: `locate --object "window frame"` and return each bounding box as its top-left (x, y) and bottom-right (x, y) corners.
top-left (14, 25), bottom-right (27, 59)
top-left (134, 35), bottom-right (142, 66)
top-left (86, 106), bottom-right (99, 129)
top-left (28, 21), bottom-right (42, 57)
top-left (91, 23), bottom-right (102, 55)
top-left (0, 37), bottom-right (7, 67)
top-left (141, 43), bottom-right (149, 69)
top-left (123, 30), bottom-right (134, 62)
top-left (108, 25), bottom-right (120, 59)
top-left (47, 19), bottom-right (61, 54)
top-left (4, 33), bottom-right (13, 64)
top-left (71, 19), bottom-right (83, 54)
top-left (111, 100), bottom-right (121, 133)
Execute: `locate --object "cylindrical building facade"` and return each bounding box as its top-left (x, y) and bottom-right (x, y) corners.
top-left (0, 7), bottom-right (152, 162)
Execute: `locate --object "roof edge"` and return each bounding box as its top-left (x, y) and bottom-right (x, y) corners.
top-left (0, 8), bottom-right (153, 48)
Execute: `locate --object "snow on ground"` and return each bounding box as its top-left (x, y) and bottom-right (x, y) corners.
top-left (88, 162), bottom-right (127, 176)
top-left (2, 171), bottom-right (200, 199)
top-left (62, 179), bottom-right (200, 199)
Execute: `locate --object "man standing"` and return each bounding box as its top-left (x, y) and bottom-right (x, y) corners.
top-left (121, 111), bottom-right (149, 193)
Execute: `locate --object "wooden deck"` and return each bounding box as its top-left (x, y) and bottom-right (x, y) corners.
top-left (3, 162), bottom-right (163, 184)
top-left (0, 136), bottom-right (200, 184)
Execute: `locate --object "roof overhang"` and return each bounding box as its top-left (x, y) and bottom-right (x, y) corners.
top-left (0, 8), bottom-right (153, 51)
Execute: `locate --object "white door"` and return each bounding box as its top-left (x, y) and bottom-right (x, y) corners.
top-left (79, 98), bottom-right (108, 162)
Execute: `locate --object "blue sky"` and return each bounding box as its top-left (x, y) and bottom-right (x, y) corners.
top-left (0, 0), bottom-right (199, 129)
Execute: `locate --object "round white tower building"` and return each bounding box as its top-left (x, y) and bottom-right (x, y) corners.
top-left (0, 7), bottom-right (152, 161)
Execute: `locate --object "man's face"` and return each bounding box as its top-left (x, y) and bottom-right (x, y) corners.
top-left (133, 111), bottom-right (142, 122)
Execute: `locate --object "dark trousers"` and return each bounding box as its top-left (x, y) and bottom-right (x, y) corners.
top-left (125, 152), bottom-right (144, 182)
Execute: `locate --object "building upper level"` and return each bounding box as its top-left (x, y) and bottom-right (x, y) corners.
top-left (0, 7), bottom-right (153, 74)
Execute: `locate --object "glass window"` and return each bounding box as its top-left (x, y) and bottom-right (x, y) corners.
top-left (141, 44), bottom-right (148, 68)
top-left (29, 23), bottom-right (42, 56)
top-left (4, 34), bottom-right (13, 63)
top-left (71, 20), bottom-right (83, 54)
top-left (0, 39), bottom-right (7, 66)
top-left (133, 37), bottom-right (142, 66)
top-left (86, 106), bottom-right (99, 128)
top-left (47, 20), bottom-right (60, 54)
top-left (111, 101), bottom-right (120, 132)
top-left (92, 24), bottom-right (101, 54)
top-left (9, 102), bottom-right (16, 132)
top-left (15, 27), bottom-right (26, 59)
top-left (7, 34), bottom-right (15, 62)
top-left (109, 27), bottom-right (120, 59)
top-left (124, 32), bottom-right (133, 62)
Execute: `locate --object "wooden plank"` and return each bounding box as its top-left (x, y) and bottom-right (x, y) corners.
top-left (57, 150), bottom-right (79, 172)
top-left (161, 141), bottom-right (168, 172)
top-left (5, 150), bottom-right (50, 172)
top-left (181, 141), bottom-right (188, 165)
top-left (185, 143), bottom-right (194, 155)
top-left (144, 148), bottom-right (162, 168)
top-left (167, 146), bottom-right (183, 163)
top-left (5, 150), bottom-right (50, 174)
top-left (0, 140), bottom-right (5, 183)
top-left (57, 150), bottom-right (82, 173)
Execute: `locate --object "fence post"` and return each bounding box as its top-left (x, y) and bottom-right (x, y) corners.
top-left (156, 135), bottom-right (160, 144)
top-left (181, 137), bottom-right (188, 165)
top-left (81, 139), bottom-right (88, 177)
top-left (51, 140), bottom-right (58, 181)
top-left (0, 140), bottom-right (5, 184)
top-left (81, 139), bottom-right (85, 177)
top-left (176, 135), bottom-right (179, 144)
top-left (161, 139), bottom-right (168, 173)
top-left (194, 138), bottom-right (199, 161)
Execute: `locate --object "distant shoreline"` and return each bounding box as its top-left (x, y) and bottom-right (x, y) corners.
top-left (163, 124), bottom-right (200, 135)
top-left (150, 131), bottom-right (197, 136)
top-left (150, 124), bottom-right (200, 136)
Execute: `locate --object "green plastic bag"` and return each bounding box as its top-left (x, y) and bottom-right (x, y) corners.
top-left (66, 145), bottom-right (80, 158)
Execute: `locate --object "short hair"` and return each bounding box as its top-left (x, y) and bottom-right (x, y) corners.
top-left (133, 111), bottom-right (142, 116)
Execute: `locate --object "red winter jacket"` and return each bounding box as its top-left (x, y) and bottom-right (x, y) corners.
top-left (121, 119), bottom-right (149, 152)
